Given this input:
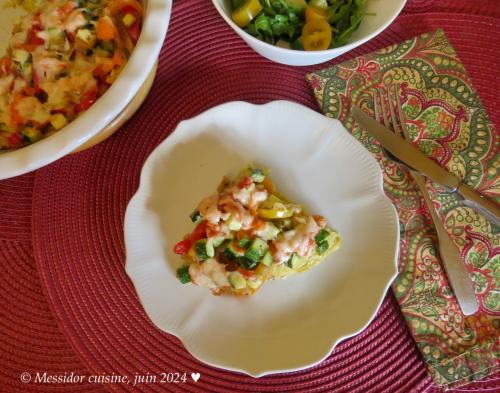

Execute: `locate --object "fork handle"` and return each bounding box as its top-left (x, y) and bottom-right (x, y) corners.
top-left (411, 171), bottom-right (479, 316)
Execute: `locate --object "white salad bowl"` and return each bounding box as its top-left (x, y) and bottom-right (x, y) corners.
top-left (211, 0), bottom-right (407, 66)
top-left (0, 0), bottom-right (171, 179)
top-left (124, 100), bottom-right (400, 376)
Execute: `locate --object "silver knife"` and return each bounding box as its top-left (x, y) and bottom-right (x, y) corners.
top-left (351, 106), bottom-right (500, 225)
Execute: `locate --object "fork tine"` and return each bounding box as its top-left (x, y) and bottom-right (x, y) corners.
top-left (378, 88), bottom-right (392, 129)
top-left (394, 84), bottom-right (411, 140)
top-left (386, 85), bottom-right (403, 138)
top-left (373, 90), bottom-right (381, 122)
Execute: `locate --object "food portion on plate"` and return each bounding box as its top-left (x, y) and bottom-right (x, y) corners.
top-left (173, 166), bottom-right (341, 295)
top-left (0, 0), bottom-right (143, 150)
top-left (230, 0), bottom-right (367, 51)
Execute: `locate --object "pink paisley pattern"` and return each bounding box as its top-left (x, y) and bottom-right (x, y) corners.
top-left (307, 30), bottom-right (499, 388)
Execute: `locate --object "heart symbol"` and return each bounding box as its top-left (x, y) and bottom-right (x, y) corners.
top-left (191, 373), bottom-right (200, 382)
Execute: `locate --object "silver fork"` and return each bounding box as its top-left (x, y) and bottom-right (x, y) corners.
top-left (374, 84), bottom-right (479, 316)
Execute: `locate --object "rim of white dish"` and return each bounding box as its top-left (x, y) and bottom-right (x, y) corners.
top-left (211, 0), bottom-right (407, 58)
top-left (0, 0), bottom-right (172, 180)
top-left (124, 100), bottom-right (400, 377)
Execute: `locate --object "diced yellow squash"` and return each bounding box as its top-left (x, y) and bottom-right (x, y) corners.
top-left (50, 113), bottom-right (68, 130)
top-left (122, 13), bottom-right (136, 27)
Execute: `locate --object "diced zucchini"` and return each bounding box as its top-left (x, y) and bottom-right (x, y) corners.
top-left (315, 229), bottom-right (329, 245)
top-left (95, 47), bottom-right (112, 58)
top-left (12, 49), bottom-right (30, 65)
top-left (238, 256), bottom-right (259, 270)
top-left (209, 236), bottom-right (225, 248)
top-left (21, 62), bottom-right (33, 81)
top-left (224, 242), bottom-right (244, 261)
top-left (122, 13), bottom-right (136, 27)
top-left (195, 239), bottom-right (214, 261)
top-left (316, 240), bottom-right (329, 255)
top-left (247, 277), bottom-right (263, 290)
top-left (50, 114), bottom-right (68, 130)
top-left (76, 29), bottom-right (96, 49)
top-left (261, 251), bottom-right (273, 266)
top-left (47, 27), bottom-right (65, 49)
top-left (259, 222), bottom-right (280, 241)
top-left (21, 128), bottom-right (42, 143)
top-left (275, 218), bottom-right (292, 230)
top-left (189, 209), bottom-right (202, 224)
top-left (98, 40), bottom-right (115, 51)
top-left (285, 253), bottom-right (301, 269)
top-left (244, 238), bottom-right (269, 263)
top-left (176, 266), bottom-right (191, 284)
top-left (247, 167), bottom-right (266, 182)
top-left (237, 237), bottom-right (251, 248)
top-left (228, 271), bottom-right (246, 289)
top-left (226, 215), bottom-right (242, 231)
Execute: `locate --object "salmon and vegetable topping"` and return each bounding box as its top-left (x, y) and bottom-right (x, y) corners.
top-left (174, 166), bottom-right (341, 295)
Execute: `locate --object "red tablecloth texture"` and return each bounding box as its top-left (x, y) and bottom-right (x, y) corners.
top-left (0, 0), bottom-right (499, 392)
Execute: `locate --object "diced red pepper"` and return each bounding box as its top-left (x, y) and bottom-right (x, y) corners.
top-left (108, 0), bottom-right (143, 17)
top-left (239, 176), bottom-right (253, 189)
top-left (206, 223), bottom-right (219, 238)
top-left (0, 58), bottom-right (12, 76)
top-left (11, 94), bottom-right (25, 125)
top-left (172, 221), bottom-right (208, 255)
top-left (312, 214), bottom-right (326, 227)
top-left (57, 2), bottom-right (74, 17)
top-left (27, 26), bottom-right (45, 46)
top-left (191, 220), bottom-right (208, 241)
top-left (173, 239), bottom-right (191, 255)
top-left (238, 268), bottom-right (255, 278)
top-left (24, 86), bottom-right (35, 96)
top-left (74, 88), bottom-right (98, 113)
top-left (121, 5), bottom-right (139, 15)
top-left (8, 133), bottom-right (23, 148)
top-left (128, 22), bottom-right (140, 43)
top-left (33, 71), bottom-right (42, 94)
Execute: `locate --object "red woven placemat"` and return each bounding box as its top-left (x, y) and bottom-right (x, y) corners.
top-left (12, 0), bottom-right (498, 392)
top-left (0, 175), bottom-right (100, 392)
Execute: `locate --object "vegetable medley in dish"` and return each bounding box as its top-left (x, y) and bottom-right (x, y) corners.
top-left (174, 166), bottom-right (341, 296)
top-left (230, 0), bottom-right (367, 51)
top-left (0, 0), bottom-right (143, 150)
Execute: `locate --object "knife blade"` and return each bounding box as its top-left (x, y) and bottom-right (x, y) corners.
top-left (351, 106), bottom-right (500, 222)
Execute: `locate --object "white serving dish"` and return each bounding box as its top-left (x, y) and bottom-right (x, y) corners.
top-left (0, 0), bottom-right (171, 179)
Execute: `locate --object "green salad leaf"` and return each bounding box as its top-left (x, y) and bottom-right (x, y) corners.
top-left (235, 0), bottom-right (368, 49)
top-left (329, 0), bottom-right (367, 47)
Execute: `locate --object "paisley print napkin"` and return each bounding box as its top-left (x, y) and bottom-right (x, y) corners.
top-left (307, 29), bottom-right (499, 388)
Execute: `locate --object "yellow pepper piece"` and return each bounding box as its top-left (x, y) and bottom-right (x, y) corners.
top-left (122, 13), bottom-right (137, 28)
top-left (258, 194), bottom-right (301, 219)
top-left (305, 5), bottom-right (329, 22)
top-left (232, 0), bottom-right (263, 28)
top-left (50, 113), bottom-right (68, 130)
top-left (302, 19), bottom-right (332, 51)
top-left (258, 207), bottom-right (294, 219)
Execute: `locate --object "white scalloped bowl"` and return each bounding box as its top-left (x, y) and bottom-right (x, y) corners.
top-left (0, 0), bottom-right (171, 179)
top-left (211, 0), bottom-right (407, 66)
top-left (124, 101), bottom-right (399, 376)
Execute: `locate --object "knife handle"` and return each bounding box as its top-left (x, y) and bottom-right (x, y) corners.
top-left (458, 184), bottom-right (500, 223)
top-left (412, 172), bottom-right (479, 316)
